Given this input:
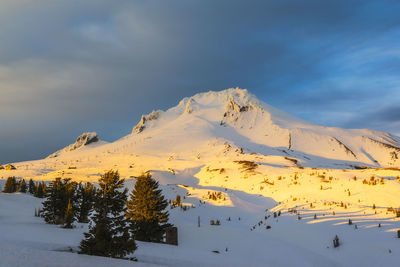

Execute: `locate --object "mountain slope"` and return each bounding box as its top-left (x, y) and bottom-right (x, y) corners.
top-left (2, 88), bottom-right (400, 266)
top-left (3, 88), bottom-right (399, 174)
top-left (128, 88), bottom-right (400, 168)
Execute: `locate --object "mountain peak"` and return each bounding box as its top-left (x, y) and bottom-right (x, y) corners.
top-left (48, 132), bottom-right (105, 158)
top-left (127, 87), bottom-right (400, 167)
top-left (186, 87), bottom-right (262, 108)
top-left (131, 88), bottom-right (265, 133)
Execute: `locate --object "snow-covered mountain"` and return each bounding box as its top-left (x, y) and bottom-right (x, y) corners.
top-left (2, 88), bottom-right (400, 266)
top-left (4, 88), bottom-right (399, 173)
top-left (129, 88), bottom-right (400, 168)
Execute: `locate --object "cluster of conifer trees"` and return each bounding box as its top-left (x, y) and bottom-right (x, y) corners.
top-left (2, 177), bottom-right (21, 193)
top-left (1, 170), bottom-right (171, 259)
top-left (33, 170), bottom-right (171, 259)
top-left (41, 178), bottom-right (95, 228)
top-left (29, 179), bottom-right (48, 198)
top-left (79, 171), bottom-right (171, 258)
top-left (2, 177), bottom-right (46, 197)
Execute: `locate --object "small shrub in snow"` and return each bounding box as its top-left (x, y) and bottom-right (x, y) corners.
top-left (207, 191), bottom-right (224, 201)
top-left (333, 235), bottom-right (340, 248)
top-left (173, 194), bottom-right (181, 207)
top-left (34, 208), bottom-right (43, 217)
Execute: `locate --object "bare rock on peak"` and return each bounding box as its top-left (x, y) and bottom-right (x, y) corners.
top-left (48, 132), bottom-right (103, 158)
top-left (132, 110), bottom-right (162, 134)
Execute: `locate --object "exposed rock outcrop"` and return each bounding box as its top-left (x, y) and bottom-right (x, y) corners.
top-left (48, 132), bottom-right (102, 158)
top-left (132, 110), bottom-right (162, 134)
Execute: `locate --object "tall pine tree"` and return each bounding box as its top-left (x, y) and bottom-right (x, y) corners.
top-left (2, 177), bottom-right (17, 193)
top-left (19, 179), bottom-right (27, 193)
top-left (28, 179), bottom-right (36, 194)
top-left (42, 178), bottom-right (77, 224)
top-left (79, 170), bottom-right (136, 258)
top-left (34, 182), bottom-right (46, 198)
top-left (77, 182), bottom-right (95, 223)
top-left (42, 178), bottom-right (63, 223)
top-left (126, 173), bottom-right (171, 242)
top-left (34, 182), bottom-right (47, 198)
top-left (63, 199), bottom-right (75, 228)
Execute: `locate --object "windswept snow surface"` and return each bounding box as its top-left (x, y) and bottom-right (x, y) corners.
top-left (1, 88), bottom-right (400, 266)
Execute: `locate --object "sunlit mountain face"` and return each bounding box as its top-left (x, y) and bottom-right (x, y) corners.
top-left (1, 88), bottom-right (400, 265)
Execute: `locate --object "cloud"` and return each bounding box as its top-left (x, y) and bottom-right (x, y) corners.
top-left (0, 0), bottom-right (400, 162)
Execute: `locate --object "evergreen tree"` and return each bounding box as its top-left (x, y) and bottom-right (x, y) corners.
top-left (77, 182), bottom-right (95, 223)
top-left (42, 182), bottom-right (48, 196)
top-left (28, 179), bottom-right (36, 194)
top-left (34, 182), bottom-right (39, 197)
top-left (126, 173), bottom-right (171, 242)
top-left (63, 199), bottom-right (75, 228)
top-left (79, 170), bottom-right (136, 258)
top-left (2, 177), bottom-right (17, 193)
top-left (35, 182), bottom-right (46, 198)
top-left (42, 178), bottom-right (63, 223)
top-left (42, 178), bottom-right (77, 224)
top-left (19, 179), bottom-right (27, 193)
top-left (63, 179), bottom-right (78, 215)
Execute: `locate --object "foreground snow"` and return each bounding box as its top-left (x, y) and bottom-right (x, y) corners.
top-left (1, 183), bottom-right (399, 267)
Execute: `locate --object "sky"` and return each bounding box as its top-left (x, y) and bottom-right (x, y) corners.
top-left (1, 0), bottom-right (400, 163)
